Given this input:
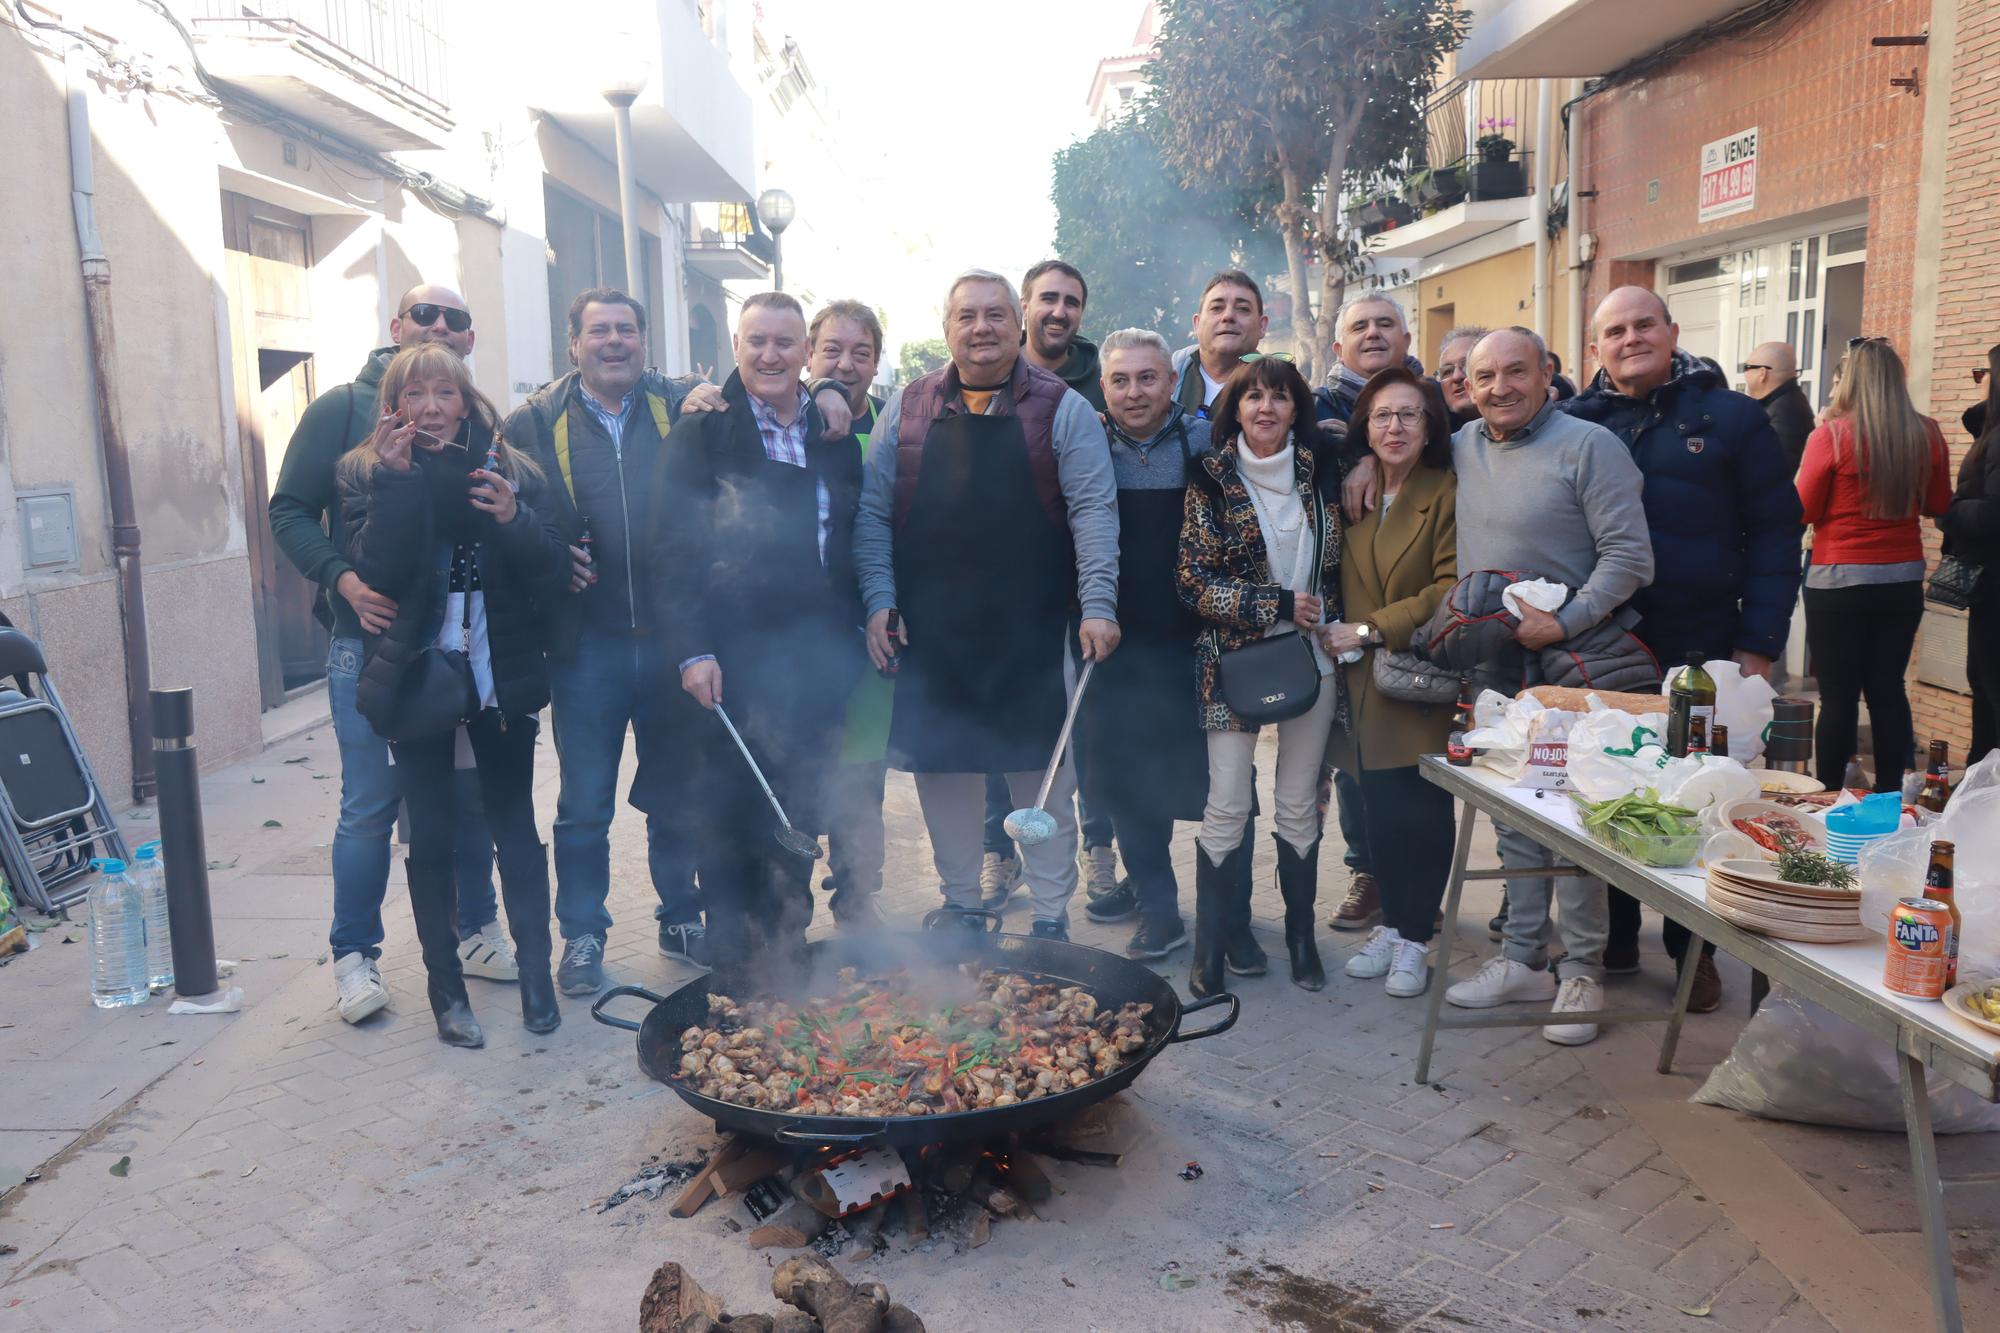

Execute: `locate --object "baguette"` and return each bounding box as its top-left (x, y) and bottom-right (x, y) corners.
top-left (1518, 685), bottom-right (1670, 715)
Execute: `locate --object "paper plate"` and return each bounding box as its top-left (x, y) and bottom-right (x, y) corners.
top-left (1943, 980), bottom-right (2000, 1036)
top-left (1707, 859), bottom-right (1862, 901)
top-left (1719, 799), bottom-right (1828, 858)
top-left (1754, 769), bottom-right (1826, 795)
top-left (1708, 897), bottom-right (1869, 944)
top-left (1705, 882), bottom-right (1863, 922)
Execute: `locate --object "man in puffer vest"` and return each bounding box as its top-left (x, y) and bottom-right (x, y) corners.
top-left (853, 269), bottom-right (1121, 941)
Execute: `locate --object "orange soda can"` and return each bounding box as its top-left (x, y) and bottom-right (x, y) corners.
top-left (1884, 897), bottom-right (1953, 1000)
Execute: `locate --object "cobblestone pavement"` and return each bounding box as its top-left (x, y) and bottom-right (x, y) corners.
top-left (1, 724), bottom-right (1995, 1332)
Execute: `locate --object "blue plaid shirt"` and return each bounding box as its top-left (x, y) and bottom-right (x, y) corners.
top-left (577, 385), bottom-right (635, 454)
top-left (747, 384), bottom-right (831, 564)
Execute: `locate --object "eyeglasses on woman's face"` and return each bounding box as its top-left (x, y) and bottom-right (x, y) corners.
top-left (1368, 408), bottom-right (1424, 430)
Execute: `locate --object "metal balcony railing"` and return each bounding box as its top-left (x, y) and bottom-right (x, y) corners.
top-left (190, 0), bottom-right (450, 112)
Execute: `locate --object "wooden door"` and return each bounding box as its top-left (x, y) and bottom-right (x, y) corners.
top-left (221, 192), bottom-right (327, 708)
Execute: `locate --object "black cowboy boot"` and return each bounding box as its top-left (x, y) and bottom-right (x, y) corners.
top-left (407, 856), bottom-right (485, 1049)
top-left (1274, 835), bottom-right (1327, 991)
top-left (1224, 819), bottom-right (1268, 977)
top-left (1191, 840), bottom-right (1243, 999)
top-left (507, 842), bottom-right (559, 1035)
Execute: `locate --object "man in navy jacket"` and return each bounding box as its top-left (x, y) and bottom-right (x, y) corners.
top-left (1562, 286), bottom-right (1803, 1007)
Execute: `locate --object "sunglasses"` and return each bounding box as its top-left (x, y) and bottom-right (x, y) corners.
top-left (1738, 363), bottom-right (1772, 373)
top-left (1847, 334), bottom-right (1887, 349)
top-left (1977, 368), bottom-right (1990, 385)
top-left (403, 303), bottom-right (473, 333)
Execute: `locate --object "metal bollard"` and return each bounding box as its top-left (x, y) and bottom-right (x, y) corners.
top-left (150, 688), bottom-right (218, 997)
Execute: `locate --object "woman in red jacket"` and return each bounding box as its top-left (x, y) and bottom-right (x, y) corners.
top-left (1796, 339), bottom-right (1953, 792)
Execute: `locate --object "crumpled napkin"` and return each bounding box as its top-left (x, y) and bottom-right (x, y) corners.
top-left (1501, 578), bottom-right (1569, 620)
top-left (168, 986), bottom-right (243, 1015)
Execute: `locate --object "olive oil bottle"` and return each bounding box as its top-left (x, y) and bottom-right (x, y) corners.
top-left (1666, 653), bottom-right (1716, 759)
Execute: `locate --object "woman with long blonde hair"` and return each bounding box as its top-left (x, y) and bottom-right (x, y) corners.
top-left (1796, 338), bottom-right (1954, 792)
top-left (338, 342), bottom-right (571, 1046)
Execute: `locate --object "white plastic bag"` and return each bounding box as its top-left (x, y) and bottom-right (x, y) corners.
top-left (1858, 825), bottom-right (1933, 933)
top-left (1565, 709), bottom-right (1668, 800)
top-left (1700, 659), bottom-right (1778, 764)
top-left (1466, 690), bottom-right (1547, 778)
top-left (1659, 756), bottom-right (1759, 816)
top-left (1501, 579), bottom-right (1569, 620)
top-left (1693, 985), bottom-right (2000, 1133)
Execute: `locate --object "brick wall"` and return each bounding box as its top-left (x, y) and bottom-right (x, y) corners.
top-left (1915, 0), bottom-right (2000, 757)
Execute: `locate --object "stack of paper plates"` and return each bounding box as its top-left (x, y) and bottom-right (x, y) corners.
top-left (1705, 858), bottom-right (1866, 943)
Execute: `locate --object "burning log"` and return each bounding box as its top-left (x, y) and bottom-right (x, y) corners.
top-left (748, 1199), bottom-right (830, 1250)
top-left (638, 1263), bottom-right (724, 1333)
top-left (773, 1254), bottom-right (891, 1333)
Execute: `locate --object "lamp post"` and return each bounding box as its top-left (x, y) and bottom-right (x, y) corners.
top-left (603, 64), bottom-right (649, 302)
top-left (757, 187), bottom-right (796, 292)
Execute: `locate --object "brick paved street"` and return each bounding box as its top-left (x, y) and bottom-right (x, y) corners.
top-left (2, 723), bottom-right (1996, 1331)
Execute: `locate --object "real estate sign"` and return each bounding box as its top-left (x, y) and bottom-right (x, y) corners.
top-left (1698, 127), bottom-right (1759, 223)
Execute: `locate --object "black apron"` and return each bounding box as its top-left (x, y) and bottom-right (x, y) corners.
top-left (890, 409), bottom-right (1072, 773)
top-left (1077, 421), bottom-right (1207, 821)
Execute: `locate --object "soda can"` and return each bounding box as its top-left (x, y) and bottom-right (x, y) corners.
top-left (1884, 897), bottom-right (1954, 1000)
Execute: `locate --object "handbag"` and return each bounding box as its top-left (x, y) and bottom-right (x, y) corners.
top-left (1370, 648), bottom-right (1462, 705)
top-left (1217, 480), bottom-right (1324, 726)
top-left (1926, 553), bottom-right (1984, 611)
top-left (370, 559), bottom-right (478, 743)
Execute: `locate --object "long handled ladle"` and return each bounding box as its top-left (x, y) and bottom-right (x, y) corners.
top-left (1002, 659), bottom-right (1096, 847)
top-left (713, 705), bottom-right (823, 860)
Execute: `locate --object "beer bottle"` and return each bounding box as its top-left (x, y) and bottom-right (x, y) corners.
top-left (1709, 722), bottom-right (1730, 760)
top-left (1918, 740), bottom-right (1953, 814)
top-left (1926, 840), bottom-right (1960, 989)
top-left (1666, 653), bottom-right (1716, 758)
top-left (1687, 714), bottom-right (1709, 755)
top-left (1447, 678), bottom-right (1477, 766)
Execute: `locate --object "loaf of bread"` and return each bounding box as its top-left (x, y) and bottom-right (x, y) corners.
top-left (1517, 685), bottom-right (1670, 715)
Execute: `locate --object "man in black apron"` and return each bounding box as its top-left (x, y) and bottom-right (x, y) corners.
top-left (852, 270), bottom-right (1121, 941)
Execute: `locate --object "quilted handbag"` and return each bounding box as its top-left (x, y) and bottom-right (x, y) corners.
top-left (1926, 553), bottom-right (1984, 611)
top-left (1370, 648), bottom-right (1462, 705)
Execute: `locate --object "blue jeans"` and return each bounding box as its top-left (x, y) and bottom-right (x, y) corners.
top-left (326, 637), bottom-right (496, 959)
top-left (549, 630), bottom-right (699, 940)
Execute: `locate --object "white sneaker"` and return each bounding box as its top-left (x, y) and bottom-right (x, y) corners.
top-left (334, 951), bottom-right (389, 1024)
top-left (1344, 925), bottom-right (1401, 979)
top-left (1082, 845), bottom-right (1119, 899)
top-left (1445, 955), bottom-right (1558, 1009)
top-left (1543, 975), bottom-right (1603, 1046)
top-left (979, 852), bottom-right (1024, 910)
top-left (457, 921), bottom-right (519, 982)
top-left (1385, 938), bottom-right (1430, 998)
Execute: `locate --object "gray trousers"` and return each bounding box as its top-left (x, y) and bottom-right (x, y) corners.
top-left (915, 765), bottom-right (1079, 923)
top-left (1496, 821), bottom-right (1608, 983)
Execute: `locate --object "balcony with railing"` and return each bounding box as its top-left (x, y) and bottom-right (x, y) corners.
top-left (188, 0), bottom-right (452, 150)
top-left (1457, 0), bottom-right (1756, 80)
top-left (1361, 77), bottom-right (1542, 261)
top-left (684, 201), bottom-right (773, 280)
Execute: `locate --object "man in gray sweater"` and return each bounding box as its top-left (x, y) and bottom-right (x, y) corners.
top-left (854, 269), bottom-right (1120, 940)
top-left (1444, 327), bottom-right (1654, 1047)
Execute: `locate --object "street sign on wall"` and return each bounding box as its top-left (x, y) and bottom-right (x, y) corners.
top-left (1698, 127), bottom-right (1759, 223)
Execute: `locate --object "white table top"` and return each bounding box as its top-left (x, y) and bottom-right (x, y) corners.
top-left (1420, 756), bottom-right (2000, 1100)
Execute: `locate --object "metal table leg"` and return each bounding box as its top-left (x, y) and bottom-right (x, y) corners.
top-left (1416, 801), bottom-right (1477, 1086)
top-left (1898, 1045), bottom-right (1964, 1333)
top-left (1656, 931), bottom-right (1703, 1075)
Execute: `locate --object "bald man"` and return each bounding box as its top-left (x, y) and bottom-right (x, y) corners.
top-left (1741, 340), bottom-right (1814, 474)
top-left (271, 282), bottom-right (507, 1027)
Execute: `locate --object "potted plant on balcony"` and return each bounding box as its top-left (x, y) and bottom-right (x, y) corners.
top-left (1405, 164), bottom-right (1465, 215)
top-left (1470, 116), bottom-right (1525, 200)
top-left (1351, 190), bottom-right (1415, 236)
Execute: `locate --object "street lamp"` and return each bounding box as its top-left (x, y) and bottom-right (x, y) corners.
top-left (757, 187), bottom-right (796, 292)
top-left (603, 56), bottom-right (650, 304)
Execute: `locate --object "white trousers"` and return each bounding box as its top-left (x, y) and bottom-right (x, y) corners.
top-left (915, 763), bottom-right (1079, 922)
top-left (1199, 684), bottom-right (1338, 862)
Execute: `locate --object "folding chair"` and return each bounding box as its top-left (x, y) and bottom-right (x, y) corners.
top-left (0, 625), bottom-right (129, 913)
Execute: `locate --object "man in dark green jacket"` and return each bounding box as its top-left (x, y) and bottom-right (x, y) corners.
top-left (268, 284), bottom-right (510, 1026)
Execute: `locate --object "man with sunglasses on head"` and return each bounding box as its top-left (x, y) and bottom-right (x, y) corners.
top-left (271, 283), bottom-right (516, 1028)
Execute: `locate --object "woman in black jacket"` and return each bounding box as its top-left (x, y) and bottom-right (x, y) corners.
top-left (1945, 343), bottom-right (2000, 762)
top-left (339, 343), bottom-right (572, 1046)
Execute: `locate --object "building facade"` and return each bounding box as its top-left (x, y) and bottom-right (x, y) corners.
top-left (1, 0), bottom-right (758, 801)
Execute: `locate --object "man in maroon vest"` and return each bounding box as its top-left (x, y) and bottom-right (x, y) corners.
top-left (854, 269), bottom-right (1121, 940)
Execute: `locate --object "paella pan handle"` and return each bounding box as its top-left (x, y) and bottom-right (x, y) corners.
top-left (1166, 992), bottom-right (1241, 1045)
top-left (920, 907), bottom-right (1002, 933)
top-left (773, 1124), bottom-right (891, 1148)
top-left (590, 984), bottom-right (672, 1033)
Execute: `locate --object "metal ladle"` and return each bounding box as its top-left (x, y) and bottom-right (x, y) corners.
top-left (1002, 659), bottom-right (1096, 847)
top-left (713, 705), bottom-right (823, 860)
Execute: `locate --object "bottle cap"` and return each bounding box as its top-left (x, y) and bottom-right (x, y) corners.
top-left (135, 840), bottom-right (161, 860)
top-left (93, 857), bottom-right (127, 874)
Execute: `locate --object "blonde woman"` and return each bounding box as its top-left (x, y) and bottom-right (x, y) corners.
top-left (338, 343), bottom-right (572, 1046)
top-left (1796, 338), bottom-right (1953, 792)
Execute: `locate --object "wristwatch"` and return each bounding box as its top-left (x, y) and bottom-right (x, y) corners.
top-left (1354, 621), bottom-right (1378, 645)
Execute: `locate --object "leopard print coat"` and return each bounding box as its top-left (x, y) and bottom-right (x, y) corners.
top-left (1177, 434), bottom-right (1348, 732)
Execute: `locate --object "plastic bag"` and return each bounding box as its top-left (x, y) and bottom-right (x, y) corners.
top-left (1693, 985), bottom-right (2000, 1133)
top-left (1501, 579), bottom-right (1569, 619)
top-left (1858, 825), bottom-right (1932, 934)
top-left (1700, 659), bottom-right (1778, 764)
top-left (1659, 755), bottom-right (1759, 815)
top-left (1565, 709), bottom-right (1668, 800)
top-left (1466, 690), bottom-right (1549, 778)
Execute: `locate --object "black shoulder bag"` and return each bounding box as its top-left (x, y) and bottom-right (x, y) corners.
top-left (1215, 477), bottom-right (1324, 726)
top-left (369, 547), bottom-right (478, 743)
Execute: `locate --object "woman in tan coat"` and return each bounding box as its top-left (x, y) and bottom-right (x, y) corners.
top-left (1319, 369), bottom-right (1459, 999)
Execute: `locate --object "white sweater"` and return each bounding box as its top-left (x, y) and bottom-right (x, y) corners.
top-left (1236, 439), bottom-right (1332, 673)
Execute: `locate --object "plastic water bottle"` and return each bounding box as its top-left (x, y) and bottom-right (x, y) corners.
top-left (132, 840), bottom-right (173, 991)
top-left (88, 858), bottom-right (150, 1009)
